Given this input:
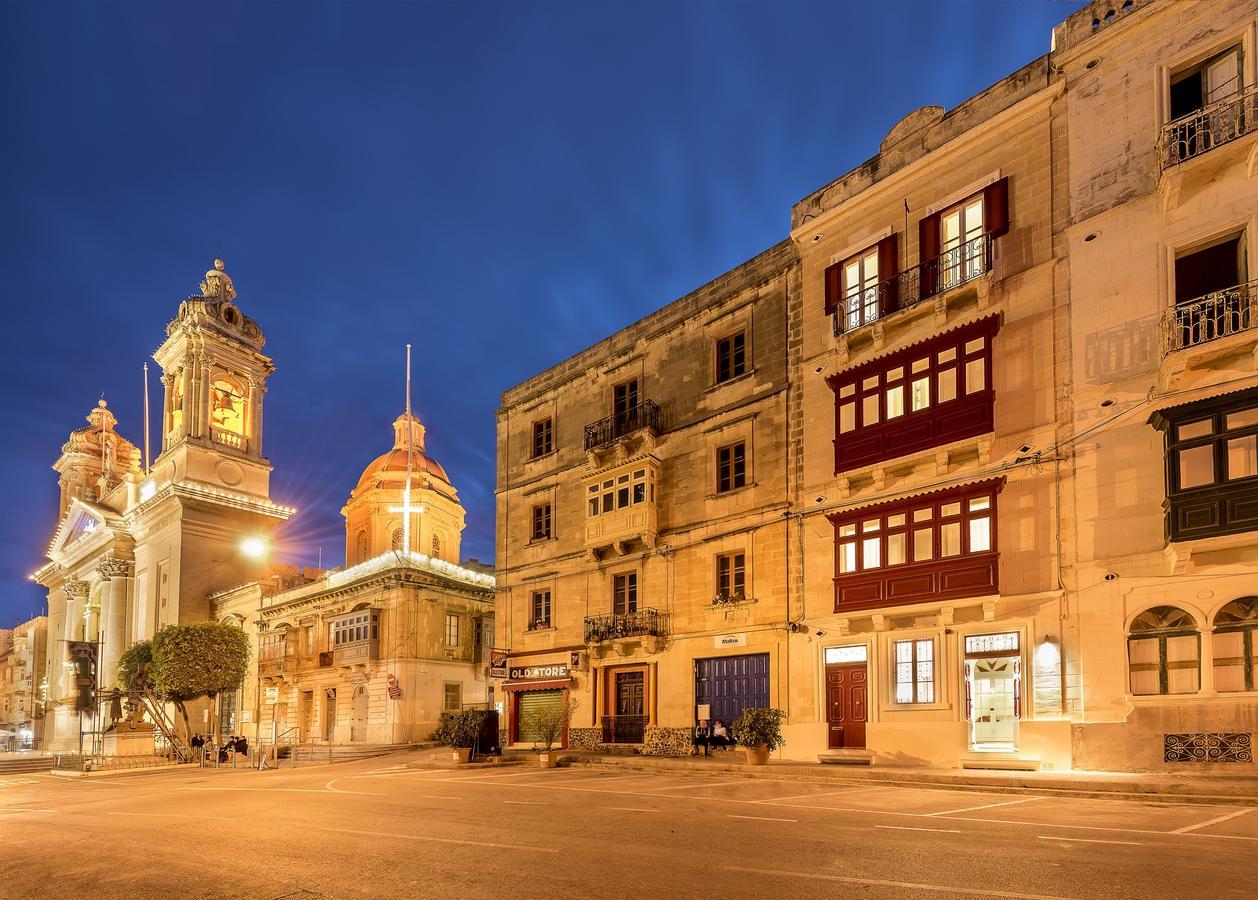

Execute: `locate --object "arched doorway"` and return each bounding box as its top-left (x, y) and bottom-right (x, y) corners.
top-left (351, 685), bottom-right (368, 743)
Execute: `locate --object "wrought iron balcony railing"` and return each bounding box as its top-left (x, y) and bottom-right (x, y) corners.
top-left (583, 607), bottom-right (667, 644)
top-left (833, 233), bottom-right (993, 336)
top-left (601, 714), bottom-right (647, 744)
top-left (584, 400), bottom-right (660, 451)
top-left (1162, 280), bottom-right (1257, 353)
top-left (1160, 85), bottom-right (1257, 169)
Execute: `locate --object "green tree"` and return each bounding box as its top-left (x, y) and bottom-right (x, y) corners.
top-left (151, 622), bottom-right (251, 746)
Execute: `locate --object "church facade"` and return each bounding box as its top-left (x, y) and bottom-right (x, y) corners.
top-left (32, 259), bottom-right (493, 752)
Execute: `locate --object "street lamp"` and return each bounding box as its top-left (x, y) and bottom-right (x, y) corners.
top-left (240, 536), bottom-right (269, 560)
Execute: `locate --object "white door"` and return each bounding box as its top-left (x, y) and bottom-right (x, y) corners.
top-left (968, 658), bottom-right (1019, 748)
top-left (351, 685), bottom-right (368, 743)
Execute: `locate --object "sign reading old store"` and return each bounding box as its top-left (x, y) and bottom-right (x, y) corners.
top-left (507, 663), bottom-right (569, 681)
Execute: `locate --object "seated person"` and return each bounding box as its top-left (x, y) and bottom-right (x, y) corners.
top-left (710, 719), bottom-right (732, 750)
top-left (692, 720), bottom-right (711, 757)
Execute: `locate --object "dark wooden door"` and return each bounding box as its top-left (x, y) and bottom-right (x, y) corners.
top-left (694, 653), bottom-right (770, 728)
top-left (616, 671), bottom-right (645, 718)
top-left (826, 662), bottom-right (868, 749)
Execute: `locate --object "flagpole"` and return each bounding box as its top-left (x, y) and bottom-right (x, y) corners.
top-left (403, 343), bottom-right (413, 555)
top-left (142, 362), bottom-right (151, 473)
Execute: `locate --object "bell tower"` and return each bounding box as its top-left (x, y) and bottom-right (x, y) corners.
top-left (151, 259), bottom-right (274, 498)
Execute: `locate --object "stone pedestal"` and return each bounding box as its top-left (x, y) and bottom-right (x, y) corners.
top-left (102, 724), bottom-right (157, 757)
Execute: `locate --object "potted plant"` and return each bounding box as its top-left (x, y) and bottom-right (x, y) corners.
top-left (730, 707), bottom-right (785, 766)
top-left (433, 710), bottom-right (487, 764)
top-left (520, 698), bottom-right (578, 768)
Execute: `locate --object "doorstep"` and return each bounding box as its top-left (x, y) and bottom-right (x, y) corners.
top-left (959, 752), bottom-right (1041, 772)
top-left (818, 749), bottom-right (875, 766)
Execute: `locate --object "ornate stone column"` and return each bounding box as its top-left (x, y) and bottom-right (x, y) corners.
top-left (98, 558), bottom-right (134, 690)
top-left (198, 352), bottom-right (212, 439)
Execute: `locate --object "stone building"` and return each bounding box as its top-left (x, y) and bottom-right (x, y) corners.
top-left (495, 243), bottom-right (798, 753)
top-left (33, 260), bottom-right (292, 753)
top-left (1053, 0), bottom-right (1258, 770)
top-left (496, 0), bottom-right (1258, 772)
top-left (211, 412), bottom-right (495, 745)
top-left (31, 259), bottom-right (494, 752)
top-left (0, 616), bottom-right (47, 751)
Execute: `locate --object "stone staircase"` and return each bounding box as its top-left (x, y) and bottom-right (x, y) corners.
top-left (285, 743), bottom-right (422, 765)
top-left (0, 756), bottom-right (54, 776)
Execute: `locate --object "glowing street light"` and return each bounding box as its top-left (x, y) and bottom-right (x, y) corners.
top-left (240, 536), bottom-right (269, 560)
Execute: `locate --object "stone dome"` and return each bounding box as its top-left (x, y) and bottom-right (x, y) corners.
top-left (354, 412), bottom-right (451, 491)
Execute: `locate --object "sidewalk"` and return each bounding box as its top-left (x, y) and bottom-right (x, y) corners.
top-left (557, 750), bottom-right (1258, 805)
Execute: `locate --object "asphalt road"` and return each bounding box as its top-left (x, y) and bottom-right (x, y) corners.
top-left (2, 754), bottom-right (1256, 899)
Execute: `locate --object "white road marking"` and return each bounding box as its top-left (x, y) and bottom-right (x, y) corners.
top-left (1170, 806), bottom-right (1255, 834)
top-left (323, 826), bottom-right (558, 853)
top-left (502, 800), bottom-right (546, 805)
top-left (928, 796), bottom-right (1046, 816)
top-left (604, 806), bottom-right (658, 812)
top-left (626, 779), bottom-right (746, 792)
top-left (0, 779), bottom-right (39, 787)
top-left (105, 811), bottom-right (232, 822)
top-left (751, 786), bottom-right (888, 804)
top-left (417, 795), bottom-right (465, 801)
top-left (1037, 835), bottom-right (1141, 846)
top-left (876, 824), bottom-right (961, 834)
top-left (728, 814), bottom-right (798, 823)
top-left (0, 808), bottom-right (56, 814)
top-left (725, 865), bottom-right (1075, 899)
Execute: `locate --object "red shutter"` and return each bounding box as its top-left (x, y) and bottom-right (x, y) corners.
top-left (823, 262), bottom-right (843, 316)
top-left (983, 177), bottom-right (1010, 238)
top-left (918, 213), bottom-right (941, 299)
top-left (877, 233), bottom-right (899, 316)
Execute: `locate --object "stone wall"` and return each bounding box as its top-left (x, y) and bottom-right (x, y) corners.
top-left (566, 727), bottom-right (602, 751)
top-left (642, 727), bottom-right (690, 757)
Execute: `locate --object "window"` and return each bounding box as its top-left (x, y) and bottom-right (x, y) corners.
top-left (443, 682), bottom-right (463, 713)
top-left (1152, 389), bottom-right (1258, 541)
top-left (1128, 606), bottom-right (1199, 695)
top-left (613, 572), bottom-right (638, 615)
top-left (716, 331), bottom-right (747, 383)
top-left (530, 590), bottom-right (552, 630)
top-left (830, 316), bottom-right (998, 472)
top-left (304, 625), bottom-right (316, 656)
top-left (830, 480), bottom-right (1002, 610)
top-left (716, 442), bottom-right (747, 493)
top-left (332, 611), bottom-right (379, 647)
top-left (917, 179), bottom-right (1007, 299)
top-left (531, 503), bottom-right (552, 541)
top-left (824, 234), bottom-right (899, 332)
top-left (353, 529), bottom-right (368, 563)
top-left (716, 552), bottom-right (746, 602)
top-left (614, 378), bottom-right (640, 423)
top-left (894, 638), bottom-right (936, 703)
top-left (431, 533), bottom-right (442, 560)
top-left (209, 374), bottom-right (247, 439)
top-left (587, 468), bottom-right (654, 517)
top-left (1213, 597), bottom-right (1258, 693)
top-left (444, 613), bottom-right (460, 647)
top-left (390, 527), bottom-right (404, 552)
top-left (1164, 45), bottom-right (1249, 166)
top-left (1169, 234), bottom-right (1249, 351)
top-left (531, 418), bottom-right (554, 458)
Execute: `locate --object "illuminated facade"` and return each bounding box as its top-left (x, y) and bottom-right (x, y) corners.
top-left (211, 413), bottom-right (494, 745)
top-left (0, 616), bottom-right (48, 751)
top-left (33, 260), bottom-right (292, 752)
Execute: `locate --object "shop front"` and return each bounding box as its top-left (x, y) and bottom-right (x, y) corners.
top-left (504, 661), bottom-right (572, 748)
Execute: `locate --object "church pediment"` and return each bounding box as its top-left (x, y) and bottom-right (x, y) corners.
top-left (47, 499), bottom-right (122, 563)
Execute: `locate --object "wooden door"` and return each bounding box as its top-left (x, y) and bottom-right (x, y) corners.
top-left (324, 688), bottom-right (337, 742)
top-left (351, 685), bottom-right (368, 743)
top-left (825, 662), bottom-right (868, 749)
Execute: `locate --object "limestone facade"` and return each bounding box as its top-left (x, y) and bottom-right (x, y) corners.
top-left (0, 616), bottom-right (47, 751)
top-left (496, 0), bottom-right (1258, 772)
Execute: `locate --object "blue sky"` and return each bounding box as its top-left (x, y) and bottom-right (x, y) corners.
top-left (0, 0), bottom-right (1082, 624)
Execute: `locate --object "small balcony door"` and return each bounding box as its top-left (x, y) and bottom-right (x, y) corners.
top-left (940, 198), bottom-right (985, 291)
top-left (613, 572), bottom-right (638, 616)
top-left (614, 379), bottom-right (640, 435)
top-left (843, 248), bottom-right (880, 332)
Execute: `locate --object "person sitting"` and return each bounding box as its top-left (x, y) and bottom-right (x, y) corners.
top-left (710, 720), bottom-right (732, 751)
top-left (691, 720), bottom-right (711, 757)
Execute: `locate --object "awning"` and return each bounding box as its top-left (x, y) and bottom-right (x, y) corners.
top-left (502, 678), bottom-right (571, 693)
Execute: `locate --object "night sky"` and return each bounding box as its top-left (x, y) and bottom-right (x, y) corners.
top-left (0, 1), bottom-right (1081, 625)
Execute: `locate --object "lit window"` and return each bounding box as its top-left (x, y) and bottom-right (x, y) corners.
top-left (894, 638), bottom-right (935, 703)
top-left (1213, 597), bottom-right (1258, 693)
top-left (444, 613), bottom-right (460, 647)
top-left (443, 682), bottom-right (463, 713)
top-left (1128, 606), bottom-right (1198, 696)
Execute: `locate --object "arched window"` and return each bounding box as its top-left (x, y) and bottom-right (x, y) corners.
top-left (210, 375), bottom-right (247, 437)
top-left (1213, 597), bottom-right (1258, 693)
top-left (390, 527), bottom-right (404, 552)
top-left (431, 533), bottom-right (442, 560)
top-left (354, 529), bottom-right (368, 563)
top-left (1128, 606), bottom-right (1200, 695)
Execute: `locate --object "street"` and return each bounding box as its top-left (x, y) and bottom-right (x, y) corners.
top-left (2, 754), bottom-right (1257, 899)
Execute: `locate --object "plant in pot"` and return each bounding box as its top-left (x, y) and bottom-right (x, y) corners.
top-left (730, 707), bottom-right (786, 766)
top-left (434, 709), bottom-right (488, 764)
top-left (520, 698), bottom-right (578, 768)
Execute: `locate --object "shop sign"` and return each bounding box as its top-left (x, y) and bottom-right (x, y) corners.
top-left (714, 633), bottom-right (747, 649)
top-left (264, 686), bottom-right (279, 705)
top-left (241, 710), bottom-right (253, 724)
top-left (387, 673), bottom-right (402, 699)
top-left (489, 649), bottom-right (509, 679)
top-left (507, 663), bottom-right (569, 681)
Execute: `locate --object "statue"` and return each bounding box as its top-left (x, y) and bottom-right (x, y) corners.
top-left (200, 258), bottom-right (237, 301)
